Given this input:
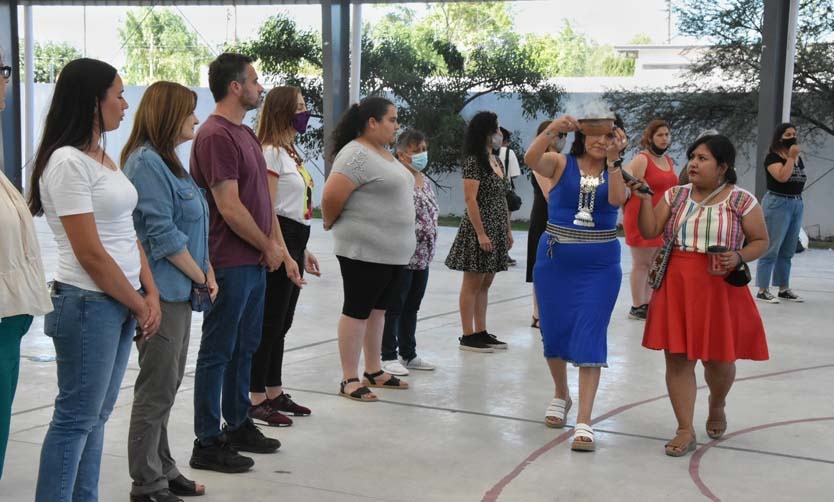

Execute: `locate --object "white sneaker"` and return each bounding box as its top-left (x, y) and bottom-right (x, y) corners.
top-left (402, 356), bottom-right (436, 371)
top-left (381, 359), bottom-right (409, 376)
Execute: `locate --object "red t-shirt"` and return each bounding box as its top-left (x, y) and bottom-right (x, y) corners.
top-left (190, 114), bottom-right (273, 268)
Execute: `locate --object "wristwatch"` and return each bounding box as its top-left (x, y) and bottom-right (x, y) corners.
top-left (607, 158), bottom-right (623, 169)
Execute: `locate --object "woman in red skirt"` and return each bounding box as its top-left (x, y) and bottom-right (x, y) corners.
top-left (628, 134), bottom-right (769, 457)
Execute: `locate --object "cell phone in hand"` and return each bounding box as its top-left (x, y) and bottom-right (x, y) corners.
top-left (620, 169), bottom-right (654, 195)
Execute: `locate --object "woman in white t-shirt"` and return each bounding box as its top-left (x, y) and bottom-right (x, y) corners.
top-left (26, 58), bottom-right (161, 502)
top-left (248, 86), bottom-right (320, 424)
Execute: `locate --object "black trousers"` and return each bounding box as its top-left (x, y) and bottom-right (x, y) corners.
top-left (250, 216), bottom-right (310, 391)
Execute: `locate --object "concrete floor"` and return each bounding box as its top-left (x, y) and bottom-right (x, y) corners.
top-left (2, 219), bottom-right (833, 502)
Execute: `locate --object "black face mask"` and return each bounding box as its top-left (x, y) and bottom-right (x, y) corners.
top-left (649, 142), bottom-right (669, 156)
top-left (781, 137), bottom-right (797, 148)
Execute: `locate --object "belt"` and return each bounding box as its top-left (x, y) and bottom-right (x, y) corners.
top-left (544, 223), bottom-right (617, 257)
top-left (769, 191), bottom-right (802, 199)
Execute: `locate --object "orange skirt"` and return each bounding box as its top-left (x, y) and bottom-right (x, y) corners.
top-left (643, 250), bottom-right (769, 362)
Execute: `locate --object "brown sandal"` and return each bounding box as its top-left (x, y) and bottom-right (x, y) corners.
top-left (362, 370), bottom-right (409, 389)
top-left (665, 428), bottom-right (697, 457)
top-left (706, 407), bottom-right (727, 439)
top-left (339, 378), bottom-right (377, 402)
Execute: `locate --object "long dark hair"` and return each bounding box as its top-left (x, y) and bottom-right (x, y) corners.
top-left (463, 111), bottom-right (498, 173)
top-left (330, 96), bottom-right (395, 161)
top-left (686, 134), bottom-right (738, 184)
top-left (768, 122), bottom-right (796, 153)
top-left (28, 58), bottom-right (118, 215)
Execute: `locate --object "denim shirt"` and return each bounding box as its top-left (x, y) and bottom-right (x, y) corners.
top-left (124, 145), bottom-right (209, 302)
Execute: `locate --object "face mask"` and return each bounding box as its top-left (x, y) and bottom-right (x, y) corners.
top-left (781, 137), bottom-right (797, 148)
top-left (491, 132), bottom-right (503, 151)
top-left (649, 142), bottom-right (669, 156)
top-left (410, 151), bottom-right (429, 171)
top-left (292, 110), bottom-right (312, 134)
top-left (553, 137), bottom-right (567, 152)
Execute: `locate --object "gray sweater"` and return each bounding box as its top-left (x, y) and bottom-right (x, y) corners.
top-left (331, 141), bottom-right (416, 265)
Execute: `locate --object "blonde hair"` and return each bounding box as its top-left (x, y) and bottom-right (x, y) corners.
top-left (257, 86), bottom-right (300, 148)
top-left (120, 81), bottom-right (197, 177)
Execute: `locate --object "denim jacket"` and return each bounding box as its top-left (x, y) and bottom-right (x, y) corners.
top-left (124, 145), bottom-right (209, 302)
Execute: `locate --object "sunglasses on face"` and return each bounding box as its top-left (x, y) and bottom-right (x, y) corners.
top-left (1, 66), bottom-right (11, 79)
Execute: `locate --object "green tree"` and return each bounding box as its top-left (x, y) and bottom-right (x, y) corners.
top-left (605, 0), bottom-right (834, 148)
top-left (118, 7), bottom-right (213, 85)
top-left (19, 42), bottom-right (81, 83)
top-left (629, 33), bottom-right (653, 45)
top-left (236, 12), bottom-right (563, 173)
top-left (525, 22), bottom-right (634, 77)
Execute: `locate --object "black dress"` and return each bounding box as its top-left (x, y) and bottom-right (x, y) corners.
top-left (526, 175), bottom-right (548, 283)
top-left (445, 156), bottom-right (509, 273)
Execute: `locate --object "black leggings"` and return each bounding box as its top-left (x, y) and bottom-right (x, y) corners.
top-left (250, 216), bottom-right (309, 392)
top-left (337, 256), bottom-right (404, 320)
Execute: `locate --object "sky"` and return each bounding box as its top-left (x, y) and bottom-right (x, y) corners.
top-left (20, 1), bottom-right (682, 70)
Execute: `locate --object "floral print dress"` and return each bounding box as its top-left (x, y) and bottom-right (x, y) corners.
top-left (445, 155), bottom-right (509, 273)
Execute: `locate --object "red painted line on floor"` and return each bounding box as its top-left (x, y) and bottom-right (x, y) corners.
top-left (689, 416), bottom-right (834, 501)
top-left (482, 363), bottom-right (834, 502)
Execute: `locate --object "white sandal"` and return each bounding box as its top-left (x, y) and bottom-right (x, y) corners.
top-left (544, 396), bottom-right (572, 429)
top-left (571, 423), bottom-right (595, 452)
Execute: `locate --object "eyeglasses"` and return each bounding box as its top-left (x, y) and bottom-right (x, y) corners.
top-left (1, 66), bottom-right (11, 79)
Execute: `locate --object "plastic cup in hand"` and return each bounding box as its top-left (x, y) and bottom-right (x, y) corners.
top-left (707, 245), bottom-right (728, 275)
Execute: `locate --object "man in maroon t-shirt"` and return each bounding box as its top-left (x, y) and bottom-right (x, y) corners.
top-left (189, 53), bottom-right (300, 474)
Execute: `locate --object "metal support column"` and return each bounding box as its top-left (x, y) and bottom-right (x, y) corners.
top-left (349, 2), bottom-right (362, 104)
top-left (755, 0), bottom-right (798, 200)
top-left (1, 0), bottom-right (23, 190)
top-left (321, 0), bottom-right (350, 177)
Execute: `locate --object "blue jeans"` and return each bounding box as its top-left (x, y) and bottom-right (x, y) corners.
top-left (381, 268), bottom-right (430, 362)
top-left (194, 265), bottom-right (266, 443)
top-left (35, 283), bottom-right (135, 502)
top-left (756, 192), bottom-right (804, 289)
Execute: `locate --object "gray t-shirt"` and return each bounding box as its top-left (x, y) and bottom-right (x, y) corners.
top-left (331, 141), bottom-right (416, 265)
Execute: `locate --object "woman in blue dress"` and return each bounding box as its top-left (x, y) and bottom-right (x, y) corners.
top-left (524, 114), bottom-right (629, 452)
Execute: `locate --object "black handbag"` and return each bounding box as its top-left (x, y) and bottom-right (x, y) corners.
top-left (724, 260), bottom-right (752, 287)
top-left (503, 148), bottom-right (522, 212)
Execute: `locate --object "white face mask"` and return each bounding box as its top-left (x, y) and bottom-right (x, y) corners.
top-left (554, 137), bottom-right (567, 152)
top-left (491, 132), bottom-right (503, 150)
